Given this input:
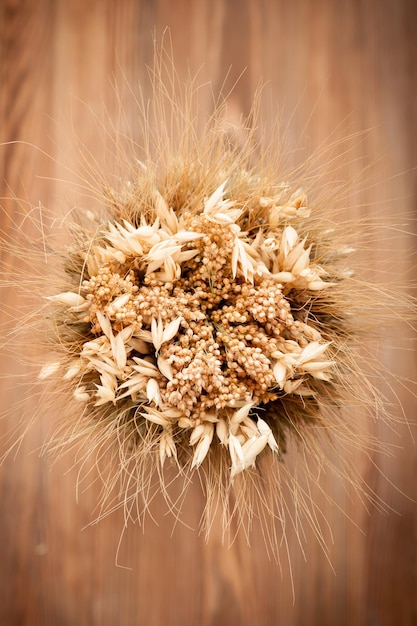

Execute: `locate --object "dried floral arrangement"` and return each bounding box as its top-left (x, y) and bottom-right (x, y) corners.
top-left (2, 58), bottom-right (414, 558)
top-left (45, 178), bottom-right (340, 474)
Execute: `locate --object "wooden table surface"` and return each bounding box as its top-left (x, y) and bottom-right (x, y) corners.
top-left (0, 1), bottom-right (416, 624)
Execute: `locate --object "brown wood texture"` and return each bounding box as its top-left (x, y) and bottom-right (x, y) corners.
top-left (0, 1), bottom-right (416, 624)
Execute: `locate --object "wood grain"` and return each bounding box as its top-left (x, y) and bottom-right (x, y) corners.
top-left (0, 1), bottom-right (416, 624)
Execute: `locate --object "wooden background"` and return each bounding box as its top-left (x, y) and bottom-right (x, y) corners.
top-left (0, 1), bottom-right (416, 624)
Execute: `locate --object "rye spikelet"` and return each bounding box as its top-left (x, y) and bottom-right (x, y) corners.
top-left (1, 59), bottom-right (414, 560)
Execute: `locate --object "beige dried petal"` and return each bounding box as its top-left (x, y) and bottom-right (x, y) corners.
top-left (298, 341), bottom-right (331, 365)
top-left (283, 240), bottom-right (307, 271)
top-left (160, 407), bottom-right (185, 419)
top-left (71, 301), bottom-right (91, 313)
top-left (189, 423), bottom-right (207, 446)
top-left (296, 206), bottom-right (311, 218)
top-left (231, 402), bottom-right (254, 425)
top-left (229, 433), bottom-right (244, 463)
top-left (154, 189), bottom-right (179, 233)
top-left (296, 322), bottom-right (322, 342)
top-left (96, 311), bottom-right (113, 339)
top-left (241, 240), bottom-right (260, 260)
top-left (140, 408), bottom-right (170, 426)
top-left (145, 259), bottom-right (165, 275)
top-left (157, 256), bottom-right (179, 282)
top-left (146, 378), bottom-right (161, 406)
top-left (132, 328), bottom-right (153, 343)
top-left (273, 361), bottom-right (287, 388)
top-left (157, 354), bottom-right (174, 380)
top-left (229, 434), bottom-right (245, 477)
top-left (159, 430), bottom-right (177, 467)
top-left (175, 249), bottom-right (199, 263)
top-left (174, 231), bottom-right (204, 242)
top-left (257, 418), bottom-right (279, 453)
top-left (281, 226), bottom-right (298, 255)
top-left (98, 370), bottom-right (116, 390)
top-left (241, 434), bottom-right (268, 468)
top-left (110, 293), bottom-right (130, 311)
top-left (86, 253), bottom-right (100, 276)
top-left (128, 338), bottom-right (150, 354)
top-left (63, 362), bottom-right (81, 381)
top-left (209, 209), bottom-right (241, 224)
top-left (268, 206), bottom-right (283, 227)
top-left (259, 196), bottom-right (271, 207)
top-left (117, 374), bottom-right (147, 398)
top-left (307, 280), bottom-right (332, 291)
top-left (216, 419), bottom-right (228, 444)
top-left (271, 271), bottom-right (294, 283)
top-left (85, 356), bottom-right (118, 377)
top-left (191, 437), bottom-right (210, 468)
top-left (48, 292), bottom-right (85, 308)
top-left (81, 336), bottom-right (105, 355)
top-left (286, 381), bottom-right (317, 396)
top-left (283, 340), bottom-right (302, 353)
top-left (232, 238), bottom-right (256, 281)
top-left (113, 220), bottom-right (161, 248)
top-left (94, 385), bottom-right (115, 406)
top-left (39, 361), bottom-right (61, 380)
top-left (73, 386), bottom-right (90, 402)
top-left (191, 424), bottom-right (214, 468)
top-left (291, 245), bottom-right (312, 275)
top-left (119, 325), bottom-right (135, 342)
top-left (107, 223), bottom-right (144, 256)
top-left (162, 316), bottom-right (182, 344)
top-left (288, 188), bottom-right (307, 205)
top-left (151, 316), bottom-right (164, 353)
top-left (252, 229), bottom-right (264, 250)
top-left (300, 360), bottom-right (335, 373)
top-left (309, 370), bottom-right (333, 381)
top-left (134, 224), bottom-right (157, 238)
top-left (132, 356), bottom-right (159, 377)
top-left (239, 420), bottom-right (259, 440)
top-left (112, 332), bottom-right (127, 370)
top-left (178, 417), bottom-right (193, 429)
top-left (118, 372), bottom-right (143, 390)
top-left (231, 240), bottom-right (239, 278)
top-left (283, 379), bottom-right (306, 394)
top-left (202, 412), bottom-right (219, 423)
top-left (147, 240), bottom-right (182, 262)
top-left (204, 180), bottom-right (228, 214)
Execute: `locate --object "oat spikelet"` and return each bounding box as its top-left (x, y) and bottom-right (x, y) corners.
top-left (2, 55), bottom-right (415, 561)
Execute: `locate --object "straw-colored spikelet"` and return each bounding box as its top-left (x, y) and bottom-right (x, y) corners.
top-left (2, 60), bottom-right (414, 559)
